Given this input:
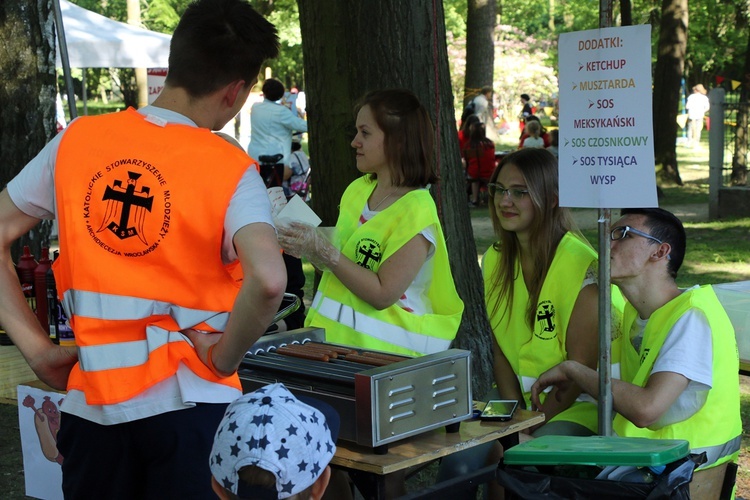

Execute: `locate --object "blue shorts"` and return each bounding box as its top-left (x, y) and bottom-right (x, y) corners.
top-left (57, 403), bottom-right (228, 499)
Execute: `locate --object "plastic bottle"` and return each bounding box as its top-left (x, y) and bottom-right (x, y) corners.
top-left (16, 245), bottom-right (38, 313)
top-left (45, 252), bottom-right (59, 344)
top-left (48, 251), bottom-right (74, 346)
top-left (34, 247), bottom-right (52, 330)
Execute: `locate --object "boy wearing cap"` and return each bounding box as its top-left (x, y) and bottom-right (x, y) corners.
top-left (210, 383), bottom-right (340, 500)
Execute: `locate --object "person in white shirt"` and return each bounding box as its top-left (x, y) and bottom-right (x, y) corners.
top-left (532, 208), bottom-right (741, 474)
top-left (247, 78), bottom-right (308, 181)
top-left (685, 84), bottom-right (710, 147)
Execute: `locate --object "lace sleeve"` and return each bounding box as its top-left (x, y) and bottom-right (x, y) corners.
top-left (581, 263), bottom-right (598, 289)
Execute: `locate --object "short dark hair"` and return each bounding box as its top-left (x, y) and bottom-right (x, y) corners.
top-left (356, 89), bottom-right (438, 187)
top-left (620, 208), bottom-right (686, 278)
top-left (166, 0), bottom-right (279, 97)
top-left (261, 78), bottom-right (285, 101)
top-left (520, 93), bottom-right (530, 101)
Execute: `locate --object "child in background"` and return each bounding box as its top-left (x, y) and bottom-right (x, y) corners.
top-left (287, 141), bottom-right (311, 197)
top-left (546, 129), bottom-right (559, 157)
top-left (463, 122), bottom-right (496, 207)
top-left (521, 120), bottom-right (544, 148)
top-left (209, 383), bottom-right (339, 500)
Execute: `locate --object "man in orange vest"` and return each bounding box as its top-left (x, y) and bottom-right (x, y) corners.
top-left (0, 0), bottom-right (286, 497)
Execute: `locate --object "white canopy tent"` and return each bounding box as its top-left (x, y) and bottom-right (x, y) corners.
top-left (53, 0), bottom-right (171, 119)
top-left (56, 0), bottom-right (171, 69)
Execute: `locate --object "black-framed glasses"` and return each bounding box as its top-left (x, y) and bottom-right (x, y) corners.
top-left (487, 183), bottom-right (529, 202)
top-left (610, 225), bottom-right (663, 245)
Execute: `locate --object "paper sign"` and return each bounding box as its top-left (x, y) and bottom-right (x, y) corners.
top-left (276, 195), bottom-right (322, 227)
top-left (17, 385), bottom-right (64, 500)
top-left (558, 25), bottom-right (658, 208)
top-left (147, 68), bottom-right (167, 105)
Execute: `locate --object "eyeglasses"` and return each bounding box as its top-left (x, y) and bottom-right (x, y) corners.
top-left (487, 183), bottom-right (529, 202)
top-left (610, 225), bottom-right (663, 245)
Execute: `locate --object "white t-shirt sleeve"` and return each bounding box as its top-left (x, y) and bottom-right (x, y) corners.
top-left (222, 167), bottom-right (275, 263)
top-left (6, 131), bottom-right (64, 219)
top-left (651, 308), bottom-right (713, 388)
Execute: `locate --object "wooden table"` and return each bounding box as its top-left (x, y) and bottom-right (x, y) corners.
top-left (332, 409), bottom-right (544, 499)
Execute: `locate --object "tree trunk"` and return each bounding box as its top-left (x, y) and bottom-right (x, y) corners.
top-left (731, 27), bottom-right (750, 186)
top-left (0, 0), bottom-right (56, 261)
top-left (297, 0), bottom-right (495, 397)
top-left (653, 0), bottom-right (687, 186)
top-left (620, 0), bottom-right (633, 26)
top-left (464, 0), bottom-right (497, 106)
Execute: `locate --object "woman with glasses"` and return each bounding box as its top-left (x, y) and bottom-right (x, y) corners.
top-left (483, 147), bottom-right (606, 436)
top-left (438, 148), bottom-right (609, 496)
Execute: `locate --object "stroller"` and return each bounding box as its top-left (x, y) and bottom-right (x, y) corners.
top-left (258, 152), bottom-right (311, 202)
top-left (288, 165), bottom-right (311, 202)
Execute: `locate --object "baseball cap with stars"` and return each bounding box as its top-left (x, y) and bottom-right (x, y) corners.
top-left (209, 383), bottom-right (339, 499)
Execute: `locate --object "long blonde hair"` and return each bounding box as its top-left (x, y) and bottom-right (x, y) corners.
top-left (486, 148), bottom-right (583, 328)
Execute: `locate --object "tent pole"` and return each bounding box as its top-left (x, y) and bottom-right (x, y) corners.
top-left (82, 68), bottom-right (88, 115)
top-left (51, 0), bottom-right (77, 120)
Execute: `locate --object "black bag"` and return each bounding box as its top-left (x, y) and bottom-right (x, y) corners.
top-left (496, 453), bottom-right (706, 500)
top-left (460, 99), bottom-right (476, 123)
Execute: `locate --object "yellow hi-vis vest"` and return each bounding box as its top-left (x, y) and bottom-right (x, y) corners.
top-left (54, 108), bottom-right (254, 405)
top-left (613, 285), bottom-right (741, 470)
top-left (484, 233), bottom-right (610, 432)
top-left (304, 177), bottom-right (464, 356)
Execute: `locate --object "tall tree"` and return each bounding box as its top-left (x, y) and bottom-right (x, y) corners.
top-left (731, 18), bottom-right (750, 186)
top-left (464, 0), bottom-right (497, 106)
top-left (0, 0), bottom-right (55, 261)
top-left (652, 0), bottom-right (688, 186)
top-left (297, 0), bottom-right (495, 397)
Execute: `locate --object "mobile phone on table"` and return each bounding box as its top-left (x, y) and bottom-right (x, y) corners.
top-left (479, 399), bottom-right (518, 421)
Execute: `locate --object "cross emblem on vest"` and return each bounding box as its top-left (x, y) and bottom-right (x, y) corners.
top-left (100, 171), bottom-right (154, 242)
top-left (356, 240), bottom-right (382, 270)
top-left (534, 301), bottom-right (557, 339)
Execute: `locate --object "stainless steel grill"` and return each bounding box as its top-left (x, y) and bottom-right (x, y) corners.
top-left (239, 328), bottom-right (473, 452)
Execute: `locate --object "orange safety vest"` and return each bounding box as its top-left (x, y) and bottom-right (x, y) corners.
top-left (54, 108), bottom-right (255, 405)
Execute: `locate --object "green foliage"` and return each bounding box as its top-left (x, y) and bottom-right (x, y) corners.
top-left (262, 2), bottom-right (304, 89)
top-left (446, 24), bottom-right (558, 125)
top-left (443, 0), bottom-right (468, 39)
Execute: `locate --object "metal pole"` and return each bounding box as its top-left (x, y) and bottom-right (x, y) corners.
top-left (51, 0), bottom-right (77, 120)
top-left (708, 87), bottom-right (725, 220)
top-left (598, 0), bottom-right (614, 437)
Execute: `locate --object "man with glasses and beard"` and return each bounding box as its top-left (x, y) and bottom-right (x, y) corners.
top-left (532, 208), bottom-right (741, 479)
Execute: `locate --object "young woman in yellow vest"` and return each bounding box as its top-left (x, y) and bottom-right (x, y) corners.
top-left (278, 88), bottom-right (464, 499)
top-left (437, 148), bottom-right (620, 497)
top-left (277, 89), bottom-right (463, 358)
top-left (484, 147), bottom-right (614, 436)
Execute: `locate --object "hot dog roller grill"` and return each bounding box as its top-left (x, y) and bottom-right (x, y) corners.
top-left (238, 328), bottom-right (473, 453)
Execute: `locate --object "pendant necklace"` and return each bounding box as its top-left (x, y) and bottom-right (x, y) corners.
top-left (370, 189), bottom-right (396, 211)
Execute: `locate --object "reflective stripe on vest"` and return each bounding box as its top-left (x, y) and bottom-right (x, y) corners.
top-left (693, 436), bottom-right (741, 468)
top-left (63, 289), bottom-right (230, 330)
top-left (313, 293), bottom-right (452, 354)
top-left (78, 326), bottom-right (185, 372)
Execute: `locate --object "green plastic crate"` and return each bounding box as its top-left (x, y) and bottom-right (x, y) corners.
top-left (504, 435), bottom-right (689, 467)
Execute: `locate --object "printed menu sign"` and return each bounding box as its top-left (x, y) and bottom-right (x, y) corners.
top-left (558, 25), bottom-right (657, 208)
